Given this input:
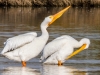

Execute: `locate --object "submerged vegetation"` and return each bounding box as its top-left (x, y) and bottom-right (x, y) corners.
top-left (0, 0), bottom-right (100, 7)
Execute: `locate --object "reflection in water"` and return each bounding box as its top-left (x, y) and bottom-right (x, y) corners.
top-left (0, 7), bottom-right (100, 31)
top-left (1, 65), bottom-right (100, 75)
top-left (1, 67), bottom-right (40, 75)
top-left (1, 65), bottom-right (88, 75)
top-left (0, 7), bottom-right (100, 32)
top-left (41, 65), bottom-right (87, 75)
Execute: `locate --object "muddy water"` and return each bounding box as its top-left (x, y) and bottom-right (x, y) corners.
top-left (0, 7), bottom-right (100, 75)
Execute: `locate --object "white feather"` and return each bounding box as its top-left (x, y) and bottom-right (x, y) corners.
top-left (1, 32), bottom-right (37, 54)
top-left (41, 35), bottom-right (77, 60)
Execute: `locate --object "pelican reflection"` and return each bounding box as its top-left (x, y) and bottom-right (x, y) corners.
top-left (41, 65), bottom-right (87, 75)
top-left (1, 67), bottom-right (40, 75)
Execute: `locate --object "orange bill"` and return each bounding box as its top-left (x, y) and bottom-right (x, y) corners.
top-left (49, 6), bottom-right (71, 25)
top-left (66, 44), bottom-right (87, 60)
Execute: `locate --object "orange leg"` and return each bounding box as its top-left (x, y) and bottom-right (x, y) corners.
top-left (22, 61), bottom-right (26, 67)
top-left (58, 60), bottom-right (63, 66)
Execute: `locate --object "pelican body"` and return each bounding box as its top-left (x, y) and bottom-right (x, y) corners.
top-left (1, 6), bottom-right (71, 67)
top-left (41, 35), bottom-right (90, 65)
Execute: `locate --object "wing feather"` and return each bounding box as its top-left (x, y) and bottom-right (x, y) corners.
top-left (1, 32), bottom-right (37, 54)
top-left (41, 37), bottom-right (67, 61)
top-left (41, 35), bottom-right (79, 62)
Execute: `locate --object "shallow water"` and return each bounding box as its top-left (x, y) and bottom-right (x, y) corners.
top-left (0, 7), bottom-right (100, 75)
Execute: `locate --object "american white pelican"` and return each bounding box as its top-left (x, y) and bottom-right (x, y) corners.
top-left (1, 6), bottom-right (71, 67)
top-left (41, 35), bottom-right (90, 66)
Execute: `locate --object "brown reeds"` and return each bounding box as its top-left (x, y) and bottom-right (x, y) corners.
top-left (0, 0), bottom-right (100, 7)
top-left (70, 0), bottom-right (100, 6)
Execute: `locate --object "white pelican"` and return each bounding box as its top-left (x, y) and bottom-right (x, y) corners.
top-left (1, 6), bottom-right (71, 67)
top-left (41, 35), bottom-right (90, 66)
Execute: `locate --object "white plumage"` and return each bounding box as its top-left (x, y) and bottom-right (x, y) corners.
top-left (41, 35), bottom-right (90, 65)
top-left (2, 32), bottom-right (37, 54)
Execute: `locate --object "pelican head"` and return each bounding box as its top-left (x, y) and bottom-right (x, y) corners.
top-left (42, 16), bottom-right (54, 27)
top-left (66, 38), bottom-right (90, 60)
top-left (48, 6), bottom-right (71, 25)
top-left (80, 38), bottom-right (90, 49)
top-left (41, 6), bottom-right (71, 28)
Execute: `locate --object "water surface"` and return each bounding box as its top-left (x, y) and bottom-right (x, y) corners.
top-left (0, 7), bottom-right (100, 75)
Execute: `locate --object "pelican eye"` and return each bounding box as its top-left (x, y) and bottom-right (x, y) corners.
top-left (49, 16), bottom-right (53, 19)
